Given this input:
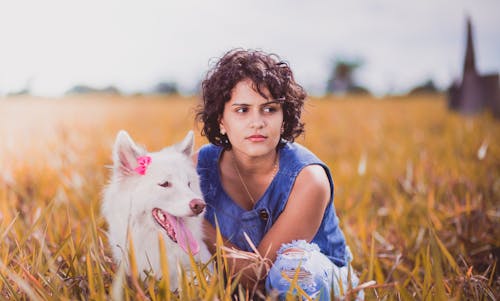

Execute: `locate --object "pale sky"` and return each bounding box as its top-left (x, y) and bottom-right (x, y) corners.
top-left (0, 0), bottom-right (499, 96)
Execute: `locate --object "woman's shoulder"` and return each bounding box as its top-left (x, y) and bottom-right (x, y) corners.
top-left (281, 142), bottom-right (323, 169)
top-left (196, 143), bottom-right (222, 166)
top-left (198, 143), bottom-right (221, 155)
top-left (280, 142), bottom-right (333, 186)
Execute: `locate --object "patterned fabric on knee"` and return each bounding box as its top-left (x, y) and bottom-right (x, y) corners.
top-left (266, 240), bottom-right (361, 300)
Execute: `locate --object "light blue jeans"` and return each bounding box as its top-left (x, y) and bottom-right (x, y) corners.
top-left (265, 240), bottom-right (362, 300)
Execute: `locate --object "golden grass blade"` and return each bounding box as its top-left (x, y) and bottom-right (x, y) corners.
top-left (226, 271), bottom-right (243, 300)
top-left (17, 260), bottom-right (46, 293)
top-left (148, 278), bottom-right (157, 301)
top-left (86, 253), bottom-right (96, 299)
top-left (396, 281), bottom-right (414, 301)
top-left (178, 264), bottom-right (190, 300)
top-left (0, 260), bottom-right (43, 301)
top-left (430, 235), bottom-right (447, 300)
top-left (0, 272), bottom-right (20, 301)
top-left (202, 273), bottom-right (219, 301)
top-left (405, 250), bottom-right (423, 291)
top-left (158, 234), bottom-right (171, 300)
top-left (34, 226), bottom-right (48, 273)
top-left (89, 206), bottom-right (101, 251)
top-left (280, 266), bottom-right (312, 301)
top-left (92, 252), bottom-right (106, 299)
top-left (214, 217), bottom-right (228, 294)
top-left (368, 233), bottom-right (375, 282)
top-left (242, 232), bottom-right (258, 255)
top-left (187, 245), bottom-right (208, 290)
top-left (431, 229), bottom-right (460, 275)
top-left (127, 231), bottom-right (139, 280)
top-left (0, 212), bottom-right (19, 241)
top-left (6, 202), bottom-right (55, 262)
top-left (487, 260), bottom-right (496, 288)
top-left (221, 266), bottom-right (242, 301)
top-left (46, 234), bottom-right (72, 269)
top-left (126, 232), bottom-right (148, 300)
top-left (110, 261), bottom-right (126, 301)
top-left (423, 245), bottom-right (432, 299)
top-left (336, 270), bottom-right (345, 296)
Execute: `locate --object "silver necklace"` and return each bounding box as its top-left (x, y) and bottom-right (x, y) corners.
top-left (232, 152), bottom-right (279, 205)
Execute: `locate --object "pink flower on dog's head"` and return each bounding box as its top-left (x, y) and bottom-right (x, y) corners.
top-left (134, 156), bottom-right (151, 175)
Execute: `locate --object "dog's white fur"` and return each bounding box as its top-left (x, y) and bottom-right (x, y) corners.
top-left (102, 130), bottom-right (210, 290)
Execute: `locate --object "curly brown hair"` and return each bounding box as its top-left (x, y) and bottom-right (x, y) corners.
top-left (195, 48), bottom-right (307, 149)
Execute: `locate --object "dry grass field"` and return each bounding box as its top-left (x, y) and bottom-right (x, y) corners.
top-left (0, 94), bottom-right (498, 300)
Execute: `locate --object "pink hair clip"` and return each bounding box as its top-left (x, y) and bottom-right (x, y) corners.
top-left (134, 156), bottom-right (151, 175)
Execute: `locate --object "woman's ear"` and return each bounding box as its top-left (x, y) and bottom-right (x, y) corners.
top-left (219, 119), bottom-right (226, 135)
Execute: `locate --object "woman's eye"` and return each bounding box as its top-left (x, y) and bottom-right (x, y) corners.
top-left (158, 181), bottom-right (172, 188)
top-left (263, 106), bottom-right (277, 113)
top-left (235, 107), bottom-right (247, 113)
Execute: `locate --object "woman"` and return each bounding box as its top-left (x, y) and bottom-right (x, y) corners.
top-left (195, 49), bottom-right (359, 299)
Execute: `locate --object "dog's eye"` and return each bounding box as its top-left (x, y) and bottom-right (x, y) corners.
top-left (158, 181), bottom-right (172, 188)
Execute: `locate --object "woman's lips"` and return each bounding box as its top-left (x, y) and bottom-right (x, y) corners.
top-left (247, 135), bottom-right (267, 142)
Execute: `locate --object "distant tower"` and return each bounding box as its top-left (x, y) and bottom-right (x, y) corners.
top-left (448, 17), bottom-right (500, 117)
top-left (460, 18), bottom-right (482, 113)
top-left (463, 18), bottom-right (477, 74)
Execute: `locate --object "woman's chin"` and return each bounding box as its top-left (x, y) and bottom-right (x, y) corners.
top-left (234, 143), bottom-right (277, 158)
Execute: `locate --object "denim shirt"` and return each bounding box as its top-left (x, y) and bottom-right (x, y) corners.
top-left (197, 142), bottom-right (348, 267)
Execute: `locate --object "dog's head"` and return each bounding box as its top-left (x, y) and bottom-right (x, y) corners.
top-left (110, 130), bottom-right (205, 254)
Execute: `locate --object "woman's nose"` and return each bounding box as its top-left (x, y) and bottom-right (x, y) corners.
top-left (249, 112), bottom-right (265, 129)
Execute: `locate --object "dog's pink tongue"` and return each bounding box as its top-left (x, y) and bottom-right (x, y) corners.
top-left (171, 216), bottom-right (200, 255)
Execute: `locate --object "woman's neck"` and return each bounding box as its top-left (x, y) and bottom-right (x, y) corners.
top-left (230, 149), bottom-right (279, 176)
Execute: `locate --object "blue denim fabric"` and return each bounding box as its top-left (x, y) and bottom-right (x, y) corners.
top-left (265, 240), bottom-right (362, 300)
top-left (197, 142), bottom-right (349, 268)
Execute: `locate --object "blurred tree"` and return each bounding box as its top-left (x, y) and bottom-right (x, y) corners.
top-left (326, 58), bottom-right (370, 95)
top-left (7, 77), bottom-right (33, 96)
top-left (153, 81), bottom-right (179, 95)
top-left (408, 79), bottom-right (440, 95)
top-left (7, 87), bottom-right (31, 96)
top-left (65, 85), bottom-right (121, 95)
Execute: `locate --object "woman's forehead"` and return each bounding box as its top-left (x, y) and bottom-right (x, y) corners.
top-left (229, 79), bottom-right (272, 101)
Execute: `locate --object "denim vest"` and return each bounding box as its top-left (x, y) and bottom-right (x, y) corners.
top-left (197, 143), bottom-right (348, 267)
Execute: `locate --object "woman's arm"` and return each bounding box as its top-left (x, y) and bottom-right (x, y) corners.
top-left (202, 164), bottom-right (331, 288)
top-left (257, 164), bottom-right (331, 260)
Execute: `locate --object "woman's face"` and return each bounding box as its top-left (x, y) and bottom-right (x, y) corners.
top-left (219, 79), bottom-right (283, 158)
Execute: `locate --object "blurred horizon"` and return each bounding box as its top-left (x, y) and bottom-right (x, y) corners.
top-left (0, 0), bottom-right (499, 97)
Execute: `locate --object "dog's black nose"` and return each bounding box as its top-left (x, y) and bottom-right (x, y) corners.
top-left (189, 199), bottom-right (206, 215)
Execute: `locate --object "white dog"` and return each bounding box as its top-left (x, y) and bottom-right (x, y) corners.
top-left (102, 130), bottom-right (210, 290)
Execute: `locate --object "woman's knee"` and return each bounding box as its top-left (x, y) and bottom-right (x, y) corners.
top-left (266, 240), bottom-right (361, 300)
top-left (265, 240), bottom-right (333, 299)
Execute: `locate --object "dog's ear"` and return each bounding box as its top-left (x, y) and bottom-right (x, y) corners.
top-left (176, 130), bottom-right (194, 157)
top-left (112, 130), bottom-right (147, 176)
